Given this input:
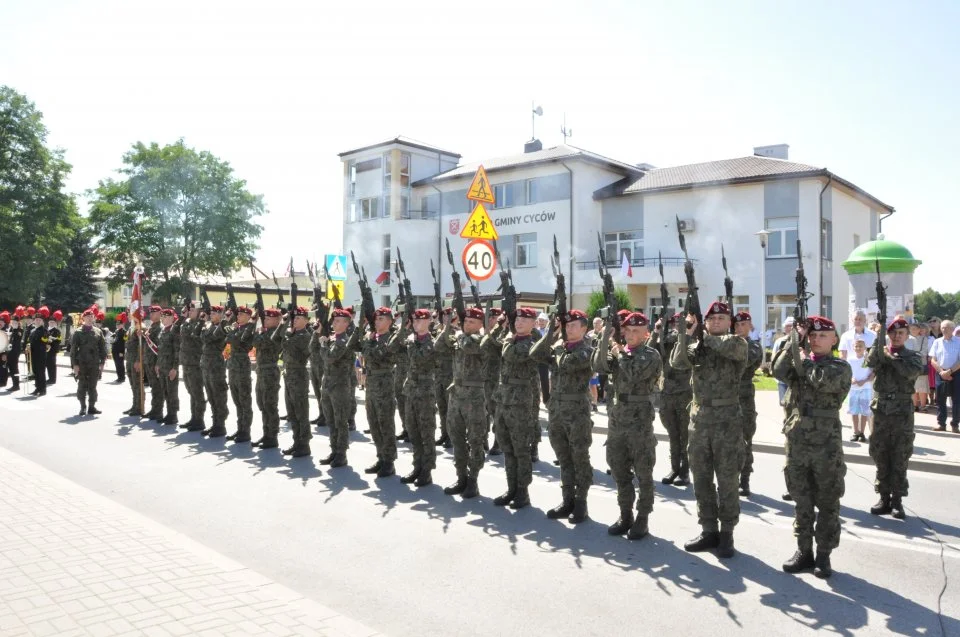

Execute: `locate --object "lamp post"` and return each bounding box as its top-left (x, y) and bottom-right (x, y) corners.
top-left (755, 230), bottom-right (770, 351)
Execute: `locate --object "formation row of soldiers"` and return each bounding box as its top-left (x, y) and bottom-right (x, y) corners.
top-left (0, 305), bottom-right (68, 395)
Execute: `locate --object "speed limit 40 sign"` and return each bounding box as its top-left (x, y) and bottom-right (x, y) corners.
top-left (462, 239), bottom-right (497, 281)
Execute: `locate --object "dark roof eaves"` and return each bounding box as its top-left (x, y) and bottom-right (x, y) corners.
top-left (413, 153), bottom-right (641, 187)
top-left (337, 138), bottom-right (462, 159)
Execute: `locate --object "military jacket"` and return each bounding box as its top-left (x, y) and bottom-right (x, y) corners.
top-left (156, 324), bottom-right (181, 371)
top-left (319, 327), bottom-right (361, 390)
top-left (487, 331), bottom-right (538, 406)
top-left (738, 339), bottom-right (764, 398)
top-left (483, 325), bottom-right (503, 382)
top-left (70, 326), bottom-right (107, 367)
top-left (29, 325), bottom-right (48, 357)
top-left (253, 326), bottom-right (283, 368)
top-left (111, 326), bottom-right (126, 355)
top-left (273, 323), bottom-right (311, 370)
top-left (179, 319), bottom-right (204, 366)
top-left (391, 326), bottom-right (438, 397)
top-left (530, 335), bottom-right (593, 398)
top-left (865, 340), bottom-right (925, 415)
top-left (593, 338), bottom-right (662, 416)
top-left (125, 327), bottom-right (143, 362)
top-left (200, 321), bottom-right (227, 368)
top-left (670, 331), bottom-right (747, 421)
top-left (6, 326), bottom-right (23, 358)
top-left (224, 320), bottom-right (257, 370)
top-left (361, 328), bottom-right (399, 383)
top-left (651, 329), bottom-right (693, 395)
top-left (436, 326), bottom-right (487, 389)
top-left (21, 325), bottom-right (34, 352)
top-left (145, 322), bottom-right (162, 364)
top-left (433, 323), bottom-right (455, 383)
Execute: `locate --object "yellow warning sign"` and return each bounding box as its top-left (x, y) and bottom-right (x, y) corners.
top-left (460, 203), bottom-right (499, 241)
top-left (466, 165), bottom-right (495, 204)
top-left (326, 280), bottom-right (345, 301)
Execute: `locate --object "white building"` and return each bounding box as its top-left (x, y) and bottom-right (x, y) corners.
top-left (339, 139), bottom-right (894, 334)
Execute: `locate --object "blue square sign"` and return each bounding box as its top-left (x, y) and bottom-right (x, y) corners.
top-left (325, 254), bottom-right (348, 281)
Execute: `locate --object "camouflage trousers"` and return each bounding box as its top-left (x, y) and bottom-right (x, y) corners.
top-left (284, 367), bottom-right (312, 447)
top-left (182, 364), bottom-right (206, 422)
top-left (156, 366), bottom-right (180, 415)
top-left (394, 368), bottom-right (407, 430)
top-left (76, 363), bottom-right (100, 408)
top-left (126, 360), bottom-right (143, 412)
top-left (229, 366), bottom-right (253, 435)
top-left (689, 418), bottom-right (744, 532)
top-left (145, 357), bottom-right (163, 413)
top-left (784, 429), bottom-right (846, 551)
top-left (869, 409), bottom-right (915, 497)
top-left (660, 391), bottom-right (691, 472)
top-left (607, 405), bottom-right (657, 515)
top-left (447, 385), bottom-right (487, 478)
top-left (256, 366), bottom-right (281, 440)
top-left (405, 386), bottom-right (437, 472)
top-left (484, 381), bottom-right (497, 431)
top-left (310, 362), bottom-right (325, 423)
top-left (495, 394), bottom-right (538, 490)
top-left (365, 374), bottom-right (397, 462)
top-left (740, 394), bottom-right (757, 475)
top-left (435, 376), bottom-right (451, 439)
top-left (547, 395), bottom-right (594, 500)
top-left (321, 384), bottom-right (354, 454)
top-left (202, 364), bottom-right (229, 427)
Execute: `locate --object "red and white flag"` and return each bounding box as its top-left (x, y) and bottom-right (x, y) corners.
top-left (130, 266), bottom-right (144, 322)
top-left (620, 252), bottom-right (633, 278)
top-left (374, 270), bottom-right (389, 285)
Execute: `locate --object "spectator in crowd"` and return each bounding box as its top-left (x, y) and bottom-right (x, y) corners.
top-left (773, 318), bottom-right (796, 406)
top-left (839, 310), bottom-right (876, 360)
top-left (847, 339), bottom-right (874, 442)
top-left (909, 321), bottom-right (933, 412)
top-left (929, 319), bottom-right (960, 432)
top-left (928, 317), bottom-right (942, 339)
top-left (587, 317), bottom-right (603, 412)
top-left (763, 326), bottom-right (776, 349)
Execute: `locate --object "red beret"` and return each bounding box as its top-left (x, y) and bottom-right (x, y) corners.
top-left (516, 307), bottom-right (537, 319)
top-left (38, 306), bottom-right (50, 319)
top-left (26, 306), bottom-right (36, 316)
top-left (332, 308), bottom-right (352, 319)
top-left (566, 309), bottom-right (588, 323)
top-left (236, 306), bottom-right (253, 316)
top-left (210, 305), bottom-right (224, 313)
top-left (375, 306), bottom-right (394, 318)
top-left (442, 307), bottom-right (454, 316)
top-left (887, 318), bottom-right (909, 332)
top-left (52, 310), bottom-right (63, 321)
top-left (734, 311), bottom-right (752, 323)
top-left (465, 307), bottom-right (484, 321)
top-left (263, 308), bottom-right (282, 318)
top-left (81, 309), bottom-right (95, 318)
top-left (617, 309), bottom-right (632, 319)
top-left (487, 307), bottom-right (503, 317)
top-left (148, 305), bottom-right (162, 314)
top-left (413, 309), bottom-right (432, 319)
top-left (160, 308), bottom-right (178, 319)
top-left (116, 312), bottom-right (127, 323)
top-left (292, 306), bottom-right (310, 317)
top-left (806, 315), bottom-right (836, 332)
top-left (0, 311), bottom-right (10, 322)
top-left (622, 312), bottom-right (649, 327)
top-left (670, 312), bottom-right (683, 323)
top-left (96, 312), bottom-right (105, 321)
top-left (705, 301), bottom-right (729, 318)
top-left (14, 306), bottom-right (25, 319)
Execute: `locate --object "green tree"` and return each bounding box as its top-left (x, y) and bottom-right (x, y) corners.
top-left (585, 287), bottom-right (634, 319)
top-left (42, 228), bottom-right (99, 312)
top-left (0, 86), bottom-right (80, 307)
top-left (914, 287), bottom-right (960, 322)
top-left (88, 139), bottom-right (264, 303)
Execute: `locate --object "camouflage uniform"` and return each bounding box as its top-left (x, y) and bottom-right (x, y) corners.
top-left (70, 326), bottom-right (107, 411)
top-left (125, 327), bottom-right (144, 413)
top-left (360, 328), bottom-right (401, 465)
top-left (179, 318), bottom-right (206, 425)
top-left (155, 323), bottom-right (181, 419)
top-left (277, 321), bottom-right (313, 452)
top-left (531, 335), bottom-right (595, 506)
top-left (739, 339), bottom-right (764, 479)
top-left (437, 325), bottom-right (490, 485)
top-left (225, 321), bottom-right (257, 438)
top-left (483, 332), bottom-right (502, 437)
top-left (309, 329), bottom-right (326, 424)
top-left (393, 335), bottom-right (409, 433)
top-left (318, 327), bottom-right (362, 457)
top-left (773, 333), bottom-right (851, 553)
top-left (144, 321), bottom-right (163, 416)
top-left (671, 330), bottom-right (747, 533)
top-left (865, 337), bottom-right (924, 500)
top-left (652, 328), bottom-right (693, 480)
top-left (593, 336), bottom-right (662, 520)
top-left (253, 324), bottom-right (283, 443)
top-left (200, 321), bottom-right (229, 435)
top-left (391, 326), bottom-right (438, 475)
top-left (434, 324), bottom-right (455, 444)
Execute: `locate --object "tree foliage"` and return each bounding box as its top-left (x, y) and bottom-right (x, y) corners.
top-left (42, 227), bottom-right (99, 312)
top-left (585, 287), bottom-right (634, 319)
top-left (0, 86), bottom-right (80, 306)
top-left (88, 139), bottom-right (264, 303)
top-left (913, 288), bottom-right (960, 324)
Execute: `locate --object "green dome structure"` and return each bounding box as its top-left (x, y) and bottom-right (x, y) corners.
top-left (842, 235), bottom-right (922, 275)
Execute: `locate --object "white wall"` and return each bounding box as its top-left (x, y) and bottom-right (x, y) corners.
top-left (830, 185), bottom-right (878, 330)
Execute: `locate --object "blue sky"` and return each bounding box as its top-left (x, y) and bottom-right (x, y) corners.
top-left (3, 0), bottom-right (957, 290)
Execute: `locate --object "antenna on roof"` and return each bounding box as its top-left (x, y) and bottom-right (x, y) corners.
top-left (561, 113), bottom-right (573, 144)
top-left (531, 101), bottom-right (543, 140)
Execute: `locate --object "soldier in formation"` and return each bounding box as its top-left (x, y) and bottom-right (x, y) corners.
top-left (225, 306), bottom-right (257, 443)
top-left (112, 313), bottom-right (127, 383)
top-left (0, 310), bottom-right (11, 389)
top-left (434, 307), bottom-right (456, 449)
top-left (278, 306), bottom-right (313, 457)
top-left (178, 303), bottom-right (207, 431)
top-left (28, 307), bottom-right (50, 397)
top-left (393, 308), bottom-right (439, 486)
top-left (46, 309), bottom-right (63, 385)
top-left (251, 308), bottom-right (283, 448)
top-left (734, 311), bottom-right (764, 496)
top-left (143, 305), bottom-right (164, 420)
top-left (360, 306), bottom-right (403, 477)
top-left (200, 305), bottom-right (229, 437)
top-left (70, 308), bottom-right (107, 416)
top-left (652, 312), bottom-right (692, 486)
top-left (483, 307), bottom-right (503, 455)
top-left (154, 308), bottom-right (181, 425)
top-left (124, 318), bottom-right (144, 416)
top-left (317, 307), bottom-right (363, 466)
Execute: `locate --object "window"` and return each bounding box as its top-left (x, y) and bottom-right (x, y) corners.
top-left (441, 189), bottom-right (470, 216)
top-left (121, 285), bottom-right (132, 299)
top-left (821, 296), bottom-right (832, 319)
top-left (766, 294), bottom-right (797, 331)
top-left (525, 178), bottom-right (538, 205)
top-left (515, 233), bottom-right (537, 267)
top-left (765, 217), bottom-right (798, 258)
top-left (349, 201), bottom-right (357, 223)
top-left (853, 233), bottom-right (861, 248)
top-left (381, 234), bottom-right (391, 285)
top-left (493, 183), bottom-right (516, 209)
top-left (821, 219), bottom-right (833, 261)
top-left (349, 162), bottom-right (357, 197)
top-left (420, 193), bottom-right (439, 219)
top-left (536, 173), bottom-right (570, 203)
top-left (386, 192), bottom-right (411, 219)
top-left (359, 197), bottom-right (381, 220)
top-left (400, 153), bottom-right (410, 187)
top-left (649, 296), bottom-right (672, 314)
top-left (604, 231), bottom-right (643, 266)
top-left (356, 157), bottom-right (381, 173)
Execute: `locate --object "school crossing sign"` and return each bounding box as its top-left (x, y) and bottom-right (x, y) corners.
top-left (460, 203), bottom-right (498, 241)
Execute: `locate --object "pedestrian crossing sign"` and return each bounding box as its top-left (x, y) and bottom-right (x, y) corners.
top-left (460, 203), bottom-right (499, 241)
top-left (466, 165), bottom-right (495, 204)
top-left (325, 254), bottom-right (348, 281)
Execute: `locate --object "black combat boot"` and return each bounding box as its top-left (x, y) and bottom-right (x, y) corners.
top-left (231, 432), bottom-right (251, 444)
top-left (547, 491), bottom-right (575, 519)
top-left (377, 461), bottom-right (396, 478)
top-left (87, 405), bottom-right (102, 416)
top-left (163, 413), bottom-right (178, 426)
top-left (684, 531), bottom-right (720, 552)
top-left (607, 508), bottom-right (634, 536)
top-left (365, 459), bottom-right (384, 474)
top-left (674, 459), bottom-right (689, 486)
top-left (462, 477), bottom-right (479, 499)
top-left (290, 444), bottom-right (311, 458)
top-left (870, 494), bottom-right (892, 516)
top-left (414, 469), bottom-right (433, 487)
top-left (205, 423), bottom-right (227, 438)
top-left (782, 492), bottom-right (793, 501)
top-left (142, 409), bottom-right (162, 421)
top-left (186, 421), bottom-right (205, 432)
top-left (782, 546), bottom-right (815, 573)
top-left (891, 496), bottom-right (906, 519)
top-left (444, 475), bottom-right (468, 495)
top-left (814, 550), bottom-right (832, 578)
top-left (329, 452), bottom-right (348, 468)
top-left (493, 480), bottom-right (517, 506)
top-left (661, 466), bottom-right (680, 485)
top-left (531, 442), bottom-right (539, 463)
top-left (488, 439), bottom-right (502, 456)
top-left (739, 472), bottom-right (751, 497)
top-left (717, 531), bottom-right (735, 558)
top-left (627, 515), bottom-right (649, 540)
top-left (310, 414), bottom-right (324, 425)
top-left (397, 429), bottom-right (409, 442)
top-left (435, 433), bottom-right (449, 447)
top-left (319, 452), bottom-right (337, 465)
top-left (258, 438), bottom-right (279, 449)
top-left (400, 465), bottom-right (421, 484)
top-left (78, 403), bottom-right (87, 417)
top-left (348, 418), bottom-right (356, 432)
top-left (568, 499), bottom-right (589, 524)
top-left (509, 487), bottom-right (530, 510)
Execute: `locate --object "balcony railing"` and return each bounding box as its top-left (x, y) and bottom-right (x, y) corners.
top-left (575, 257), bottom-right (691, 270)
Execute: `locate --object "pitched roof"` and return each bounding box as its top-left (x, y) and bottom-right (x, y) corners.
top-left (412, 144), bottom-right (642, 186)
top-left (594, 155), bottom-right (894, 211)
top-left (338, 136), bottom-right (461, 159)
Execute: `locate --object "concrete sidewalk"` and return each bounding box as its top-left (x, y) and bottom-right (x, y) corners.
top-left (0, 445), bottom-right (383, 637)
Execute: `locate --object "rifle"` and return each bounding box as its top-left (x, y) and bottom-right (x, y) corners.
top-left (596, 232), bottom-right (622, 343)
top-left (352, 251), bottom-right (377, 329)
top-left (396, 247), bottom-right (414, 324)
top-left (250, 261), bottom-right (265, 321)
top-left (222, 272), bottom-right (238, 317)
top-left (721, 244), bottom-right (735, 333)
top-left (288, 257), bottom-right (298, 317)
top-left (445, 238), bottom-right (467, 324)
top-left (676, 215), bottom-right (703, 346)
top-left (429, 259), bottom-right (443, 316)
top-left (464, 266), bottom-right (482, 309)
top-left (491, 240), bottom-right (517, 332)
top-left (199, 286), bottom-right (212, 316)
top-left (658, 251), bottom-right (669, 344)
top-left (548, 235), bottom-right (568, 341)
top-left (270, 270), bottom-right (285, 309)
top-left (794, 239), bottom-right (814, 345)
top-left (307, 262), bottom-right (331, 335)
top-left (875, 249), bottom-right (887, 335)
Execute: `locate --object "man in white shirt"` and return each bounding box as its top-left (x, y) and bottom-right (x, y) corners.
top-left (839, 310), bottom-right (876, 360)
top-left (929, 320), bottom-right (960, 431)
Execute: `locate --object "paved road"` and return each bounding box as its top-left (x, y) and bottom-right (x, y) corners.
top-left (0, 375), bottom-right (957, 636)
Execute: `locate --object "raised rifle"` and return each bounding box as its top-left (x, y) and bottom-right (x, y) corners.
top-left (270, 270), bottom-right (285, 309)
top-left (596, 232), bottom-right (622, 343)
top-left (352, 251), bottom-right (377, 329)
top-left (794, 239), bottom-right (814, 350)
top-left (445, 238), bottom-right (467, 324)
top-left (250, 261), bottom-right (265, 321)
top-left (396, 247), bottom-right (414, 324)
top-left (548, 234), bottom-right (568, 341)
top-left (676, 215), bottom-right (703, 346)
top-left (199, 286), bottom-right (212, 316)
top-left (288, 257), bottom-right (298, 317)
top-left (658, 251), bottom-right (669, 343)
top-left (429, 259), bottom-right (443, 316)
top-left (721, 244), bottom-right (735, 333)
top-left (875, 249), bottom-right (887, 334)
top-left (464, 265), bottom-right (482, 309)
top-left (491, 239), bottom-right (517, 332)
top-left (222, 271), bottom-right (239, 317)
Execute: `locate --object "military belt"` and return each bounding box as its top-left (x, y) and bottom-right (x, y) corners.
top-left (800, 407), bottom-right (838, 418)
top-left (365, 369), bottom-right (394, 376)
top-left (555, 393), bottom-right (587, 402)
top-left (702, 397), bottom-right (739, 407)
top-left (257, 363), bottom-right (279, 369)
top-left (458, 380), bottom-right (485, 388)
top-left (617, 393), bottom-right (651, 403)
top-left (504, 378), bottom-right (532, 386)
top-left (877, 392), bottom-right (914, 401)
